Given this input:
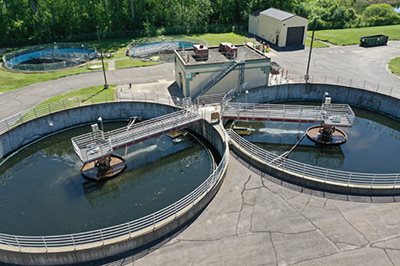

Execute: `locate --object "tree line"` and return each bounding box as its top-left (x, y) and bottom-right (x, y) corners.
top-left (0, 0), bottom-right (398, 46)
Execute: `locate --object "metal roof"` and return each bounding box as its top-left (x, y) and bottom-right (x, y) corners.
top-left (260, 8), bottom-right (295, 21)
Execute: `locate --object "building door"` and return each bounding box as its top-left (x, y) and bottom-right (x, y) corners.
top-left (286, 26), bottom-right (305, 46)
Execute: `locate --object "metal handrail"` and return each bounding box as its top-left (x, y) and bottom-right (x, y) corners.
top-left (3, 43), bottom-right (97, 71)
top-left (228, 129), bottom-right (400, 187)
top-left (0, 93), bottom-right (184, 136)
top-left (0, 145), bottom-right (228, 248)
top-left (269, 73), bottom-right (400, 98)
top-left (71, 110), bottom-right (201, 162)
top-left (223, 103), bottom-right (354, 126)
top-left (0, 108), bottom-right (228, 249)
top-left (191, 60), bottom-right (239, 99)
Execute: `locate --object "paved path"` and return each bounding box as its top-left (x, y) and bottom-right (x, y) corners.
top-left (270, 41), bottom-right (400, 89)
top-left (0, 63), bottom-right (175, 120)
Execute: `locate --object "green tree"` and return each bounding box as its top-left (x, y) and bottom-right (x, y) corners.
top-left (362, 3), bottom-right (400, 26)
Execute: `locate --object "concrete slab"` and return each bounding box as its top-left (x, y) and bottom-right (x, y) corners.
top-left (271, 229), bottom-right (337, 265)
top-left (295, 247), bottom-right (391, 266)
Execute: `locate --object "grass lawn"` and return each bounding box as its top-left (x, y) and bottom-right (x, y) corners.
top-left (308, 24), bottom-right (400, 46)
top-left (20, 85), bottom-right (116, 123)
top-left (305, 37), bottom-right (329, 48)
top-left (39, 85), bottom-right (116, 106)
top-left (185, 32), bottom-right (251, 46)
top-left (115, 58), bottom-right (159, 69)
top-left (0, 65), bottom-right (94, 93)
top-left (1, 32), bottom-right (252, 92)
top-left (388, 57), bottom-right (400, 77)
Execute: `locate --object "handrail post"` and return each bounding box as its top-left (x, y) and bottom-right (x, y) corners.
top-left (14, 236), bottom-right (21, 249)
top-left (42, 236), bottom-right (48, 251)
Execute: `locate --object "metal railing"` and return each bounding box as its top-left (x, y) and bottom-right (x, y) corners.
top-left (0, 143), bottom-right (228, 248)
top-left (0, 93), bottom-right (186, 136)
top-left (72, 110), bottom-right (201, 162)
top-left (269, 73), bottom-right (400, 98)
top-left (228, 129), bottom-right (400, 187)
top-left (0, 98), bottom-right (229, 249)
top-left (191, 60), bottom-right (239, 99)
top-left (3, 43), bottom-right (97, 72)
top-left (223, 103), bottom-right (355, 127)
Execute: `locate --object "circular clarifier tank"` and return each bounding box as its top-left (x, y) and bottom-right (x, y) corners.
top-left (3, 43), bottom-right (96, 72)
top-left (231, 106), bottom-right (400, 173)
top-left (0, 122), bottom-right (215, 236)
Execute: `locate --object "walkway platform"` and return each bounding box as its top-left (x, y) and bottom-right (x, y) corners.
top-left (71, 110), bottom-right (200, 163)
top-left (222, 103), bottom-right (355, 126)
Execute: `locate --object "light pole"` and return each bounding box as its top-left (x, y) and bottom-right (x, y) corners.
top-left (305, 18), bottom-right (317, 83)
top-left (245, 90), bottom-right (249, 106)
top-left (96, 26), bottom-right (109, 89)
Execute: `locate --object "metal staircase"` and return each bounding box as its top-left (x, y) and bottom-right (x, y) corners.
top-left (191, 60), bottom-right (240, 99)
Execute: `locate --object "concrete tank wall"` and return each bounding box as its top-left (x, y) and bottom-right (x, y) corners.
top-left (0, 102), bottom-right (228, 265)
top-left (0, 102), bottom-right (177, 159)
top-left (234, 83), bottom-right (400, 119)
top-left (230, 83), bottom-right (400, 195)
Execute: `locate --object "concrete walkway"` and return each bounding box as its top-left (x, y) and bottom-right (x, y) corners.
top-left (111, 154), bottom-right (400, 266)
top-left (0, 63), bottom-right (175, 120)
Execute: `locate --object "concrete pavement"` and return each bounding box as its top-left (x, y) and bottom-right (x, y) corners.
top-left (270, 41), bottom-right (400, 89)
top-left (110, 155), bottom-right (400, 266)
top-left (0, 63), bottom-right (175, 120)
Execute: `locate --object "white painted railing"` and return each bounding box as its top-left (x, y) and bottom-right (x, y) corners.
top-left (72, 110), bottom-right (201, 162)
top-left (0, 93), bottom-right (184, 136)
top-left (228, 129), bottom-right (400, 187)
top-left (0, 146), bottom-right (228, 248)
top-left (269, 73), bottom-right (400, 98)
top-left (0, 105), bottom-right (229, 248)
top-left (223, 103), bottom-right (355, 127)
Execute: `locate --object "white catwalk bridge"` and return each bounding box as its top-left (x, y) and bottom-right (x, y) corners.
top-left (222, 103), bottom-right (355, 127)
top-left (71, 110), bottom-right (201, 163)
top-left (71, 100), bottom-right (354, 163)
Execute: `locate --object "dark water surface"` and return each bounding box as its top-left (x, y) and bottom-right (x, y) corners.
top-left (0, 122), bottom-right (213, 235)
top-left (234, 107), bottom-right (400, 173)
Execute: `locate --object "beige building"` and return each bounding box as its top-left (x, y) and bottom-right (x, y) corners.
top-left (174, 44), bottom-right (270, 98)
top-left (249, 8), bottom-right (308, 48)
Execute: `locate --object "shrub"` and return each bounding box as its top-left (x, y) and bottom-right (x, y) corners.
top-left (362, 4), bottom-right (400, 26)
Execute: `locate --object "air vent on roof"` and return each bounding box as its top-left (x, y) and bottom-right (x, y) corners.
top-left (219, 42), bottom-right (237, 59)
top-left (193, 44), bottom-right (209, 61)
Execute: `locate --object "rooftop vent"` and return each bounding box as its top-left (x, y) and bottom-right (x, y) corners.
top-left (193, 44), bottom-right (209, 61)
top-left (219, 42), bottom-right (237, 59)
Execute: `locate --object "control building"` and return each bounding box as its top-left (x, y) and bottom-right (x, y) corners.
top-left (174, 43), bottom-right (270, 99)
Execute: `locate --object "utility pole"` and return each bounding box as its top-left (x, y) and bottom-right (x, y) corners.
top-left (305, 18), bottom-right (317, 83)
top-left (96, 26), bottom-right (108, 89)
